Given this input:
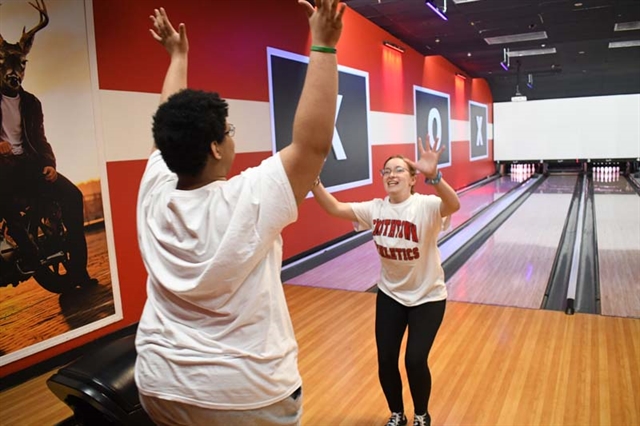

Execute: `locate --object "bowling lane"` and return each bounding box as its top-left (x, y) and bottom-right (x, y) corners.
top-left (287, 177), bottom-right (519, 292)
top-left (441, 176), bottom-right (522, 238)
top-left (446, 175), bottom-right (578, 309)
top-left (593, 176), bottom-right (640, 318)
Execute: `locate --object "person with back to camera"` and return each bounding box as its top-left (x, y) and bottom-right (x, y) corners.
top-left (311, 137), bottom-right (460, 426)
top-left (134, 1), bottom-right (345, 425)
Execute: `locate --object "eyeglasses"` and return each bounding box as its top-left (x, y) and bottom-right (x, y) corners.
top-left (380, 166), bottom-right (408, 177)
top-left (225, 123), bottom-right (236, 137)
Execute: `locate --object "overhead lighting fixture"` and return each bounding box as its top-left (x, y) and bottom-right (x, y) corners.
top-left (500, 47), bottom-right (510, 70)
top-left (608, 40), bottom-right (640, 48)
top-left (614, 21), bottom-right (640, 32)
top-left (455, 72), bottom-right (467, 80)
top-left (452, 0), bottom-right (482, 3)
top-left (508, 47), bottom-right (557, 57)
top-left (484, 31), bottom-right (548, 45)
top-left (426, 0), bottom-right (448, 21)
top-left (382, 41), bottom-right (406, 53)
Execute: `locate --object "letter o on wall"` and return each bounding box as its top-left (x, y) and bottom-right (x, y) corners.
top-left (427, 108), bottom-right (442, 149)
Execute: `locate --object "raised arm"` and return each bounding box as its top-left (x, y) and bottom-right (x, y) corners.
top-left (406, 135), bottom-right (461, 217)
top-left (311, 179), bottom-right (357, 221)
top-left (280, 0), bottom-right (346, 205)
top-left (150, 8), bottom-right (189, 104)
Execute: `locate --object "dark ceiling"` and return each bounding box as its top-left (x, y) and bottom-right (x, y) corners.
top-left (342, 0), bottom-right (640, 102)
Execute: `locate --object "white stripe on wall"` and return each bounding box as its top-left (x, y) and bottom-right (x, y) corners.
top-left (100, 90), bottom-right (493, 162)
top-left (100, 90), bottom-right (273, 162)
top-left (369, 111), bottom-right (416, 145)
top-left (100, 90), bottom-right (157, 162)
top-left (370, 114), bottom-right (493, 146)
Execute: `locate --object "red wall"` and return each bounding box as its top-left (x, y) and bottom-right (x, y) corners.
top-left (1, 0), bottom-right (493, 376)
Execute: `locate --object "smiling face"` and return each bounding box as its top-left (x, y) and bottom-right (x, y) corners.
top-left (381, 156), bottom-right (417, 203)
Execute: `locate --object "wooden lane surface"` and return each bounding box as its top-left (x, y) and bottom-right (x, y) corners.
top-left (593, 192), bottom-right (640, 318)
top-left (441, 176), bottom-right (520, 238)
top-left (446, 189), bottom-right (573, 309)
top-left (286, 240), bottom-right (381, 292)
top-left (1, 284), bottom-right (639, 425)
top-left (0, 228), bottom-right (115, 357)
top-left (288, 177), bottom-right (518, 293)
top-left (288, 177), bottom-right (519, 291)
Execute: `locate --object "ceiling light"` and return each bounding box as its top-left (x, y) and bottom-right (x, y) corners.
top-left (579, 51), bottom-right (585, 54)
top-left (614, 22), bottom-right (640, 32)
top-left (508, 47), bottom-right (557, 57)
top-left (383, 41), bottom-right (406, 53)
top-left (500, 47), bottom-right (510, 70)
top-left (574, 2), bottom-right (583, 6)
top-left (452, 0), bottom-right (482, 3)
top-left (467, 52), bottom-right (472, 56)
top-left (608, 40), bottom-right (640, 48)
top-left (455, 72), bottom-right (467, 79)
top-left (426, 0), bottom-right (448, 21)
top-left (484, 31), bottom-right (548, 45)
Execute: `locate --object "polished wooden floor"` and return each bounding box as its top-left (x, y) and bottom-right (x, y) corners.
top-left (2, 284), bottom-right (639, 425)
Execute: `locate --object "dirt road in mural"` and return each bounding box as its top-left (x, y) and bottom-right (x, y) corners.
top-left (0, 227), bottom-right (115, 356)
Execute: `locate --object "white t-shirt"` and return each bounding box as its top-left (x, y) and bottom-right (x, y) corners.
top-left (0, 94), bottom-right (24, 155)
top-left (135, 150), bottom-right (301, 410)
top-left (350, 193), bottom-right (451, 306)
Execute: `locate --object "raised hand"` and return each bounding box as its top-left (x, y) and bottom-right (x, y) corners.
top-left (299, 0), bottom-right (346, 48)
top-left (407, 135), bottom-right (445, 179)
top-left (150, 7), bottom-right (188, 57)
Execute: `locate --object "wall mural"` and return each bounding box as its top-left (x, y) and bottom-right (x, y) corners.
top-left (0, 0), bottom-right (121, 366)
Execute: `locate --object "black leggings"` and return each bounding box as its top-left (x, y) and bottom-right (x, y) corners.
top-left (375, 290), bottom-right (446, 416)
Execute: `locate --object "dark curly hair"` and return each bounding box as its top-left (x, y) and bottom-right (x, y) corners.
top-left (152, 89), bottom-right (229, 176)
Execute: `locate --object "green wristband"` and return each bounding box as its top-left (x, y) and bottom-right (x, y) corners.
top-left (310, 45), bottom-right (337, 54)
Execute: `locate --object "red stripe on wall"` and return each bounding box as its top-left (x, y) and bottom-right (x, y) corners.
top-left (92, 0), bottom-right (312, 101)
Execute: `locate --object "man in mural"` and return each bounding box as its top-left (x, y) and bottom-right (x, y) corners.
top-left (134, 1), bottom-right (345, 424)
top-left (0, 0), bottom-right (96, 286)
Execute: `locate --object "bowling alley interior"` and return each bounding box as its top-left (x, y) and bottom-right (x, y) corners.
top-left (1, 1), bottom-right (639, 425)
